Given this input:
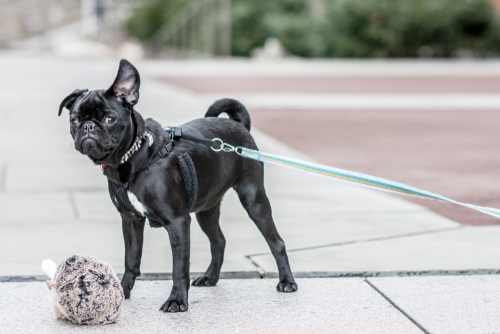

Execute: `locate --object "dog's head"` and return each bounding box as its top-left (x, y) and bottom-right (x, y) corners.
top-left (58, 59), bottom-right (144, 166)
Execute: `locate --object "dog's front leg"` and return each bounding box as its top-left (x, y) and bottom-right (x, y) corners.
top-left (120, 213), bottom-right (146, 299)
top-left (160, 214), bottom-right (191, 313)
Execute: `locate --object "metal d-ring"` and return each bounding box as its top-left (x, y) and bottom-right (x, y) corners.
top-left (211, 138), bottom-right (224, 152)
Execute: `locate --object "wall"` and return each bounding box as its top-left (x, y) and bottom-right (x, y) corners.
top-left (0, 0), bottom-right (81, 47)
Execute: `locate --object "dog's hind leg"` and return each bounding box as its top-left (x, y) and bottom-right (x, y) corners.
top-left (120, 214), bottom-right (146, 299)
top-left (192, 201), bottom-right (225, 287)
top-left (235, 181), bottom-right (297, 292)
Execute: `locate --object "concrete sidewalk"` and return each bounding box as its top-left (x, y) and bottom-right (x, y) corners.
top-left (0, 53), bottom-right (499, 333)
top-left (2, 276), bottom-right (500, 333)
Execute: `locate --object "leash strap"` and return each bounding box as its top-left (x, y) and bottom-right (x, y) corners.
top-left (232, 146), bottom-right (500, 220)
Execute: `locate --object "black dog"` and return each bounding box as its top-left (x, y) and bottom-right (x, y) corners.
top-left (58, 59), bottom-right (297, 313)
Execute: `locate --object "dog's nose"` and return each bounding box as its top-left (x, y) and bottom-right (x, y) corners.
top-left (83, 122), bottom-right (95, 133)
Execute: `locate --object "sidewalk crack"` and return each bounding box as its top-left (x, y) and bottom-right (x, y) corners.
top-left (364, 278), bottom-right (429, 334)
top-left (245, 255), bottom-right (266, 278)
top-left (246, 226), bottom-right (462, 258)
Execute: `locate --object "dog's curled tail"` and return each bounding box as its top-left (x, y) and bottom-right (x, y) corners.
top-left (205, 98), bottom-right (251, 131)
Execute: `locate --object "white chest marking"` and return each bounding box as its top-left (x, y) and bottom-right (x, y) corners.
top-left (127, 191), bottom-right (148, 216)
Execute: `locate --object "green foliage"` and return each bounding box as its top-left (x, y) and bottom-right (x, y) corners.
top-left (126, 0), bottom-right (189, 41)
top-left (231, 0), bottom-right (325, 57)
top-left (324, 0), bottom-right (500, 57)
top-left (126, 0), bottom-right (500, 57)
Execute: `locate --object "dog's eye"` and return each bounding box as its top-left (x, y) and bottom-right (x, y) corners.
top-left (104, 117), bottom-right (116, 125)
top-left (71, 118), bottom-right (79, 126)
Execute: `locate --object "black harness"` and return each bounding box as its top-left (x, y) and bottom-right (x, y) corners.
top-left (108, 127), bottom-right (211, 228)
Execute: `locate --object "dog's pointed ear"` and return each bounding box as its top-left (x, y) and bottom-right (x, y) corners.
top-left (107, 59), bottom-right (141, 106)
top-left (58, 89), bottom-right (88, 116)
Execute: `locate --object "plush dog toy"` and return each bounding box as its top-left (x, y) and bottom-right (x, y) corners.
top-left (41, 255), bottom-right (124, 325)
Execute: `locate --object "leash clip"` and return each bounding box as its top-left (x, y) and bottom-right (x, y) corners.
top-left (211, 138), bottom-right (234, 152)
top-left (211, 138), bottom-right (244, 155)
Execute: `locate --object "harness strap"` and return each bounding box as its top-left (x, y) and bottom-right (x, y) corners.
top-left (164, 127), bottom-right (213, 145)
top-left (123, 137), bottom-right (174, 181)
top-left (108, 127), bottom-right (201, 228)
top-left (178, 153), bottom-right (198, 210)
top-left (108, 180), bottom-right (162, 228)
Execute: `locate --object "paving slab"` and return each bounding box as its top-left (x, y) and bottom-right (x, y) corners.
top-left (6, 162), bottom-right (106, 192)
top-left (0, 278), bottom-right (423, 334)
top-left (251, 226), bottom-right (500, 273)
top-left (0, 193), bottom-right (75, 223)
top-left (367, 275), bottom-right (500, 334)
top-left (73, 191), bottom-right (120, 220)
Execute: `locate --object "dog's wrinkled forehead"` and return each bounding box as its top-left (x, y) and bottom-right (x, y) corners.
top-left (72, 89), bottom-right (124, 120)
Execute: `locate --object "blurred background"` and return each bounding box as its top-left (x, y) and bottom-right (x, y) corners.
top-left (4, 0), bottom-right (500, 59)
top-left (2, 0), bottom-right (500, 277)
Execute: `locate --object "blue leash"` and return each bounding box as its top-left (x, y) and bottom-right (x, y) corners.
top-left (211, 137), bottom-right (500, 220)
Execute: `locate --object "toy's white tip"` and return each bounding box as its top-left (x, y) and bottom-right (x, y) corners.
top-left (41, 259), bottom-right (57, 280)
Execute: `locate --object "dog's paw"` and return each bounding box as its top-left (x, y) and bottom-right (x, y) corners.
top-left (276, 280), bottom-right (298, 293)
top-left (120, 274), bottom-right (136, 299)
top-left (191, 276), bottom-right (218, 287)
top-left (121, 283), bottom-right (132, 299)
top-left (159, 297), bottom-right (188, 313)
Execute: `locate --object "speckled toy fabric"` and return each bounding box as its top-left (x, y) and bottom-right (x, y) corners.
top-left (52, 255), bottom-right (124, 325)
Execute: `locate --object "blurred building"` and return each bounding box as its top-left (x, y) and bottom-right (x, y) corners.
top-left (0, 0), bottom-right (81, 47)
top-left (0, 0), bottom-right (138, 54)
